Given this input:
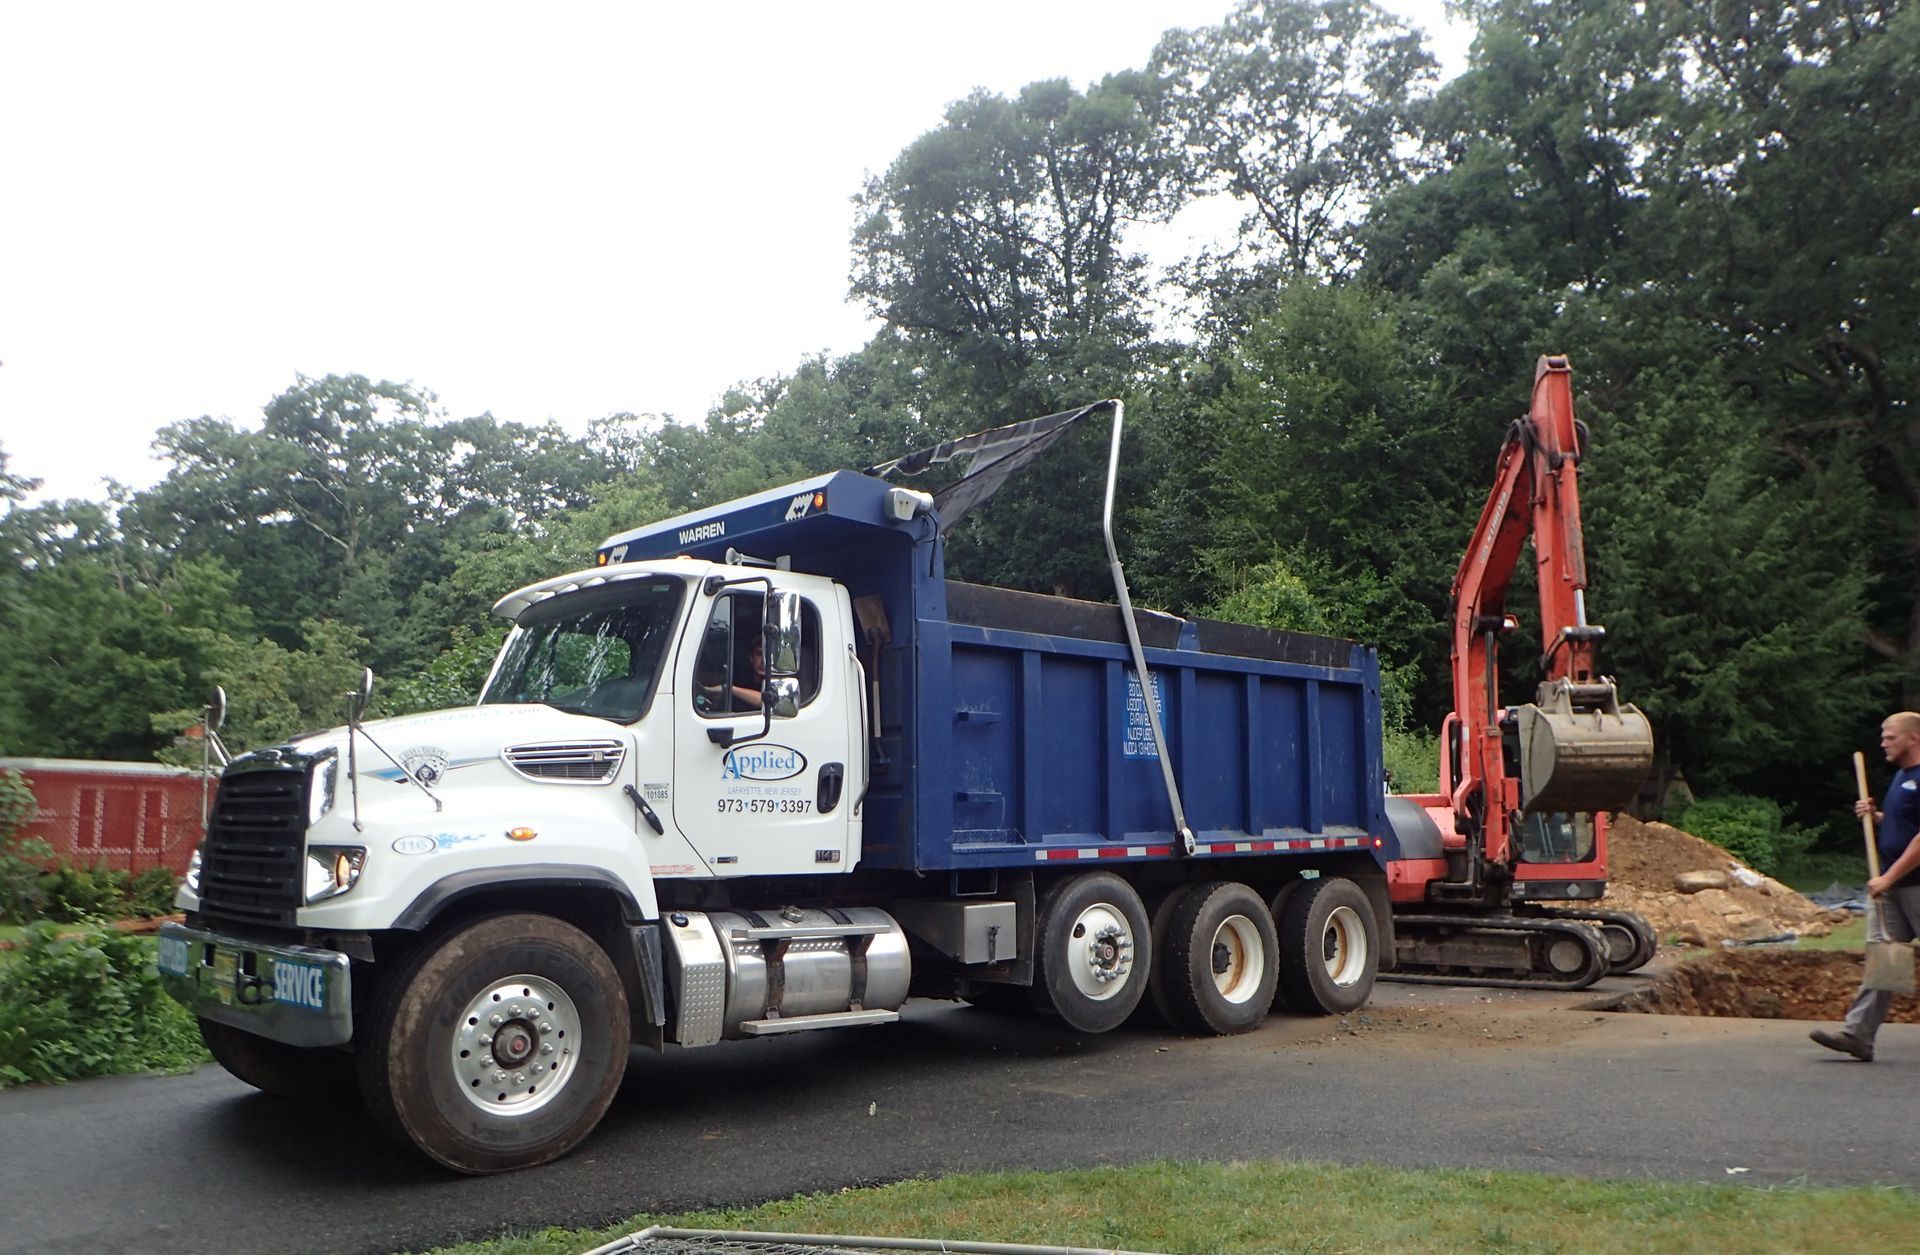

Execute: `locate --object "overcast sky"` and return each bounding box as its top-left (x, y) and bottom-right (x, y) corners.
top-left (0, 2), bottom-right (1468, 505)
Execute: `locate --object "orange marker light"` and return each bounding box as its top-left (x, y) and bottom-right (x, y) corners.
top-left (506, 827), bottom-right (538, 842)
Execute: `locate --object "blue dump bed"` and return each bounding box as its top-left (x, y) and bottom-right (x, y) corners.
top-left (600, 470), bottom-right (1390, 877)
top-left (898, 582), bottom-right (1386, 873)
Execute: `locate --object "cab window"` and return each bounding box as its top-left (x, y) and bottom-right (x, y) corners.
top-left (691, 591), bottom-right (823, 717)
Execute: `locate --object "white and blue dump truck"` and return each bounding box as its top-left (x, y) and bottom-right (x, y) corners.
top-left (159, 402), bottom-right (1396, 1173)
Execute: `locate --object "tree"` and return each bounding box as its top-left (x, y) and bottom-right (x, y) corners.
top-left (1659, 2), bottom-right (1920, 699)
top-left (1582, 360), bottom-right (1880, 801)
top-left (852, 72), bottom-right (1177, 406)
top-left (1153, 0), bottom-right (1436, 282)
top-left (125, 375), bottom-right (626, 675)
top-left (1144, 283), bottom-right (1476, 717)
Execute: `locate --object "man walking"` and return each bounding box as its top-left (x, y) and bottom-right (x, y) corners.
top-left (1812, 711), bottom-right (1920, 1061)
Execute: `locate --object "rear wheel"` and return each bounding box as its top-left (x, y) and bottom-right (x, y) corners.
top-left (1158, 881), bottom-right (1278, 1035)
top-left (1267, 880), bottom-right (1306, 1011)
top-left (1032, 872), bottom-right (1151, 1034)
top-left (357, 913), bottom-right (630, 1174)
top-left (199, 1018), bottom-right (357, 1098)
top-left (1276, 877), bottom-right (1378, 1015)
top-left (1143, 884), bottom-right (1202, 1026)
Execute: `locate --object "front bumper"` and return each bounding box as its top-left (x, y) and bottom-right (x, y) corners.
top-left (156, 922), bottom-right (354, 1048)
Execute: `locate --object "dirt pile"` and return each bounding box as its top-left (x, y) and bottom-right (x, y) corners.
top-left (1618, 949), bottom-right (1920, 1023)
top-left (1604, 814), bottom-right (1849, 945)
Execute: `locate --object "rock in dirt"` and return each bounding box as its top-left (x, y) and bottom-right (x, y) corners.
top-left (1675, 869), bottom-right (1730, 893)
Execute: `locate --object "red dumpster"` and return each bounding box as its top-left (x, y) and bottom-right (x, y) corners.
top-left (0, 758), bottom-right (212, 877)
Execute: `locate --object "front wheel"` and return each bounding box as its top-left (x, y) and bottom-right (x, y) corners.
top-left (1276, 877), bottom-right (1378, 1015)
top-left (200, 1018), bottom-right (357, 1098)
top-left (1033, 872), bottom-right (1151, 1034)
top-left (357, 913), bottom-right (630, 1174)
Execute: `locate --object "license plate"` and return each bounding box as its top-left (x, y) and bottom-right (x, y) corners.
top-left (156, 934), bottom-right (190, 976)
top-left (212, 949), bottom-right (237, 1005)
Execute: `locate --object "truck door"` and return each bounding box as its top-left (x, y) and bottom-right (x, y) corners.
top-left (671, 579), bottom-right (857, 876)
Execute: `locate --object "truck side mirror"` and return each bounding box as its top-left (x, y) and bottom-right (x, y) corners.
top-left (206, 685), bottom-right (227, 734)
top-left (764, 590), bottom-right (802, 679)
top-left (763, 676), bottom-right (801, 719)
top-left (348, 667), bottom-right (375, 727)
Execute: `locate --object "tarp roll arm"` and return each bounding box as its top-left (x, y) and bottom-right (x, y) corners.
top-left (1100, 400), bottom-right (1196, 857)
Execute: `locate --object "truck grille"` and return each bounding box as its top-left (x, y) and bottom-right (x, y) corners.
top-left (504, 740), bottom-right (625, 783)
top-left (199, 763), bottom-right (308, 927)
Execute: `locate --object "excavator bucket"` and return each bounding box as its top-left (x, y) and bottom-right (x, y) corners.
top-left (1515, 679), bottom-right (1654, 814)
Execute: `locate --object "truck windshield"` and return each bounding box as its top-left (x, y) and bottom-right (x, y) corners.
top-left (481, 578), bottom-right (686, 723)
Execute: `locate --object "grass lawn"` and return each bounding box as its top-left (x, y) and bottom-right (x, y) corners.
top-left (412, 1160), bottom-right (1920, 1255)
top-left (1795, 915), bottom-right (1868, 951)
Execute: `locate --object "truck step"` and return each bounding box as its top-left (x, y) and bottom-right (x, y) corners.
top-left (736, 1008), bottom-right (901, 1036)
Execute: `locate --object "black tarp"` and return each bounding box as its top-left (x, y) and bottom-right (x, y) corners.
top-left (865, 402), bottom-right (1110, 535)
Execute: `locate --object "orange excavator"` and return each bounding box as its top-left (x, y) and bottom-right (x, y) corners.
top-left (1385, 355), bottom-right (1657, 989)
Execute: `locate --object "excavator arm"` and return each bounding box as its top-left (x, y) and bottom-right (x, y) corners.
top-left (1446, 355), bottom-right (1653, 870)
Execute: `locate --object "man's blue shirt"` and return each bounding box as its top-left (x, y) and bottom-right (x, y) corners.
top-left (1880, 763), bottom-right (1920, 887)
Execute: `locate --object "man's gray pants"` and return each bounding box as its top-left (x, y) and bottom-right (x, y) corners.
top-left (1843, 882), bottom-right (1920, 1044)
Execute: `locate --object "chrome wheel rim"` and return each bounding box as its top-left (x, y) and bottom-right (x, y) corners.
top-left (451, 973), bottom-right (580, 1116)
top-left (1067, 903), bottom-right (1136, 1001)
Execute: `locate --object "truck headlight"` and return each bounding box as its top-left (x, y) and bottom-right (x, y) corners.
top-left (304, 845), bottom-right (366, 903)
top-left (308, 753), bottom-right (339, 825)
top-left (184, 844), bottom-right (204, 894)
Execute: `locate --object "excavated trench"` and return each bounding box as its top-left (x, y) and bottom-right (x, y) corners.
top-left (1614, 948), bottom-right (1920, 1022)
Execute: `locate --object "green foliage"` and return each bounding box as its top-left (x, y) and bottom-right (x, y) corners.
top-left (1383, 726), bottom-right (1440, 795)
top-left (0, 771), bottom-right (54, 925)
top-left (0, 768), bottom-right (33, 841)
top-left (1151, 0), bottom-right (1436, 279)
top-left (1583, 361), bottom-right (1878, 799)
top-left (852, 74), bottom-right (1173, 390)
top-left (36, 864), bottom-right (130, 923)
top-left (1203, 553), bottom-right (1422, 731)
top-left (1, 856), bottom-right (179, 927)
top-left (0, 923), bottom-right (207, 1086)
top-left (1205, 555), bottom-right (1331, 635)
top-left (125, 868), bottom-right (181, 917)
top-left (1163, 284), bottom-right (1469, 723)
top-left (384, 626), bottom-right (511, 717)
top-left (1677, 795), bottom-right (1818, 878)
top-left (150, 616), bottom-right (375, 763)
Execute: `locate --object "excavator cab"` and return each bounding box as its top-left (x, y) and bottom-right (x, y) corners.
top-left (1513, 811), bottom-right (1594, 864)
top-left (1514, 677), bottom-right (1654, 814)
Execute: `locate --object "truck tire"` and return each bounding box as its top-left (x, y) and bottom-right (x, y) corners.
top-left (199, 1018), bottom-right (357, 1098)
top-left (1276, 877), bottom-right (1377, 1016)
top-left (1267, 879), bottom-right (1306, 1011)
top-left (1143, 884), bottom-right (1201, 1027)
top-left (1158, 881), bottom-right (1278, 1035)
top-left (356, 913), bottom-right (630, 1174)
top-left (1033, 872), bottom-right (1151, 1034)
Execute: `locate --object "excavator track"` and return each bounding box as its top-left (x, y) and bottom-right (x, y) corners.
top-left (1384, 914), bottom-right (1612, 991)
top-left (1517, 905), bottom-right (1657, 975)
